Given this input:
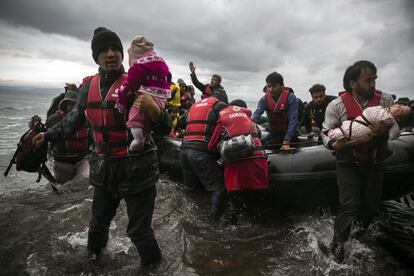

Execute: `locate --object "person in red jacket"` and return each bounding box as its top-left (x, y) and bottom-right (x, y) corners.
top-left (208, 99), bottom-right (268, 193)
top-left (180, 95), bottom-right (227, 220)
top-left (177, 79), bottom-right (195, 110)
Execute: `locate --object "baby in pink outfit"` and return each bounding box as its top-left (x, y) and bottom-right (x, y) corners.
top-left (328, 104), bottom-right (412, 142)
top-left (116, 36), bottom-right (171, 152)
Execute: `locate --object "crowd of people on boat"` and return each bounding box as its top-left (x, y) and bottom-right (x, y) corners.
top-left (22, 27), bottom-right (414, 267)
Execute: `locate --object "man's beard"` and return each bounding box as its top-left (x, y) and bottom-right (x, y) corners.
top-left (356, 86), bottom-right (375, 99)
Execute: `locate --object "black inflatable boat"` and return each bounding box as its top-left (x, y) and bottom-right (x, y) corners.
top-left (154, 133), bottom-right (414, 205)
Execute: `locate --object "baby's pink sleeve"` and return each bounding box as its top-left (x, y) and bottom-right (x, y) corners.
top-left (116, 82), bottom-right (129, 109)
top-left (328, 121), bottom-right (350, 140)
top-left (116, 63), bottom-right (149, 108)
top-left (328, 128), bottom-right (343, 140)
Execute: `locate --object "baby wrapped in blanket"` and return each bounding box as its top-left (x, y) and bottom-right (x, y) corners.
top-left (327, 105), bottom-right (412, 142)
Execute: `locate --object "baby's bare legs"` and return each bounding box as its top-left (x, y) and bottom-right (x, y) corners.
top-left (129, 128), bottom-right (145, 151)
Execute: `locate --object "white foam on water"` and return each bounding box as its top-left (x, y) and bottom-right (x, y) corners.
top-left (47, 199), bottom-right (90, 220)
top-left (324, 260), bottom-right (356, 275)
top-left (49, 203), bottom-right (83, 216)
top-left (58, 228), bottom-right (88, 248)
top-left (109, 219), bottom-right (117, 230)
top-left (106, 234), bottom-right (132, 255)
top-left (346, 239), bottom-right (374, 264)
top-left (57, 223), bottom-right (131, 255)
top-left (25, 253), bottom-right (47, 276)
top-left (290, 215), bottom-right (363, 275)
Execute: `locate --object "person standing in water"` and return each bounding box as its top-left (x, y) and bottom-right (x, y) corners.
top-left (33, 27), bottom-right (171, 268)
top-left (321, 60), bottom-right (394, 263)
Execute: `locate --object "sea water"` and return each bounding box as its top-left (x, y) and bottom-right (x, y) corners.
top-left (0, 87), bottom-right (412, 275)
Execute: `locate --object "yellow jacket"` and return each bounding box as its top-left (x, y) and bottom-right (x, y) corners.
top-left (168, 84), bottom-right (181, 107)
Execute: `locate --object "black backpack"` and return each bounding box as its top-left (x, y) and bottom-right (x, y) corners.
top-left (4, 120), bottom-right (61, 194)
top-left (297, 97), bottom-right (305, 125)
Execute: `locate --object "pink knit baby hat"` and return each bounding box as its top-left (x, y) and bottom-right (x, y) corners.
top-left (128, 35), bottom-right (154, 62)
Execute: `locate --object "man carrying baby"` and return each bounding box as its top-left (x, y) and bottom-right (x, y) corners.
top-left (321, 60), bottom-right (394, 263)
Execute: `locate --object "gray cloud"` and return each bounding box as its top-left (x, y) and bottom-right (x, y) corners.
top-left (0, 0), bottom-right (413, 100)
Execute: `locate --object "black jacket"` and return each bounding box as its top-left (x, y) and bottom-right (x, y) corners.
top-left (190, 73), bottom-right (228, 103)
top-left (303, 95), bottom-right (336, 132)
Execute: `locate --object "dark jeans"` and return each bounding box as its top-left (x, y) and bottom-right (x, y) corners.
top-left (88, 185), bottom-right (161, 266)
top-left (333, 163), bottom-right (384, 242)
top-left (180, 148), bottom-right (225, 217)
top-left (180, 148), bottom-right (224, 193)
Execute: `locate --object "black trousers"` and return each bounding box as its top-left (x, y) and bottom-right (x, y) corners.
top-left (88, 185), bottom-right (161, 265)
top-left (180, 148), bottom-right (224, 193)
top-left (180, 148), bottom-right (225, 217)
top-left (333, 163), bottom-right (384, 242)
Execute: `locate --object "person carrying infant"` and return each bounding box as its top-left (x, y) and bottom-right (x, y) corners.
top-left (327, 104), bottom-right (414, 143)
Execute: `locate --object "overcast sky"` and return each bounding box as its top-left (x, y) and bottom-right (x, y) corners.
top-left (0, 0), bottom-right (413, 102)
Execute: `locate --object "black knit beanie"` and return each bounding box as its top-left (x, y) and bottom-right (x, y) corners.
top-left (91, 27), bottom-right (123, 63)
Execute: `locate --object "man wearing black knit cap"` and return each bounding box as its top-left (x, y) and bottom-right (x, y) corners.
top-left (90, 27), bottom-right (123, 63)
top-left (33, 27), bottom-right (172, 268)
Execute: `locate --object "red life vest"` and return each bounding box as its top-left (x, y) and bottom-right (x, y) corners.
top-left (84, 73), bottom-right (131, 157)
top-left (340, 90), bottom-right (382, 165)
top-left (180, 91), bottom-right (190, 106)
top-left (340, 90), bottom-right (382, 119)
top-left (184, 97), bottom-right (220, 142)
top-left (79, 75), bottom-right (94, 89)
top-left (56, 110), bottom-right (89, 156)
top-left (265, 87), bottom-right (291, 134)
top-left (219, 106), bottom-right (265, 159)
top-left (202, 85), bottom-right (212, 99)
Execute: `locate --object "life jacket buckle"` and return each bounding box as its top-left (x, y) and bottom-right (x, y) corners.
top-left (101, 101), bottom-right (110, 108)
